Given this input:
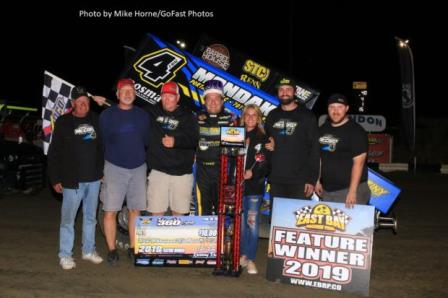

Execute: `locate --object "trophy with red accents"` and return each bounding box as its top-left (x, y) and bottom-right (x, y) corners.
top-left (213, 126), bottom-right (245, 277)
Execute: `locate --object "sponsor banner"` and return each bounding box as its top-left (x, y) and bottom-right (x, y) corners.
top-left (267, 198), bottom-right (374, 296)
top-left (319, 114), bottom-right (386, 132)
top-left (368, 168), bottom-right (401, 214)
top-left (368, 134), bottom-right (392, 163)
top-left (135, 216), bottom-right (217, 267)
top-left (352, 81), bottom-right (368, 113)
top-left (352, 82), bottom-right (367, 89)
top-left (193, 35), bottom-right (320, 109)
top-left (396, 37), bottom-right (416, 152)
top-left (193, 35), bottom-right (278, 91)
top-left (120, 33), bottom-right (280, 118)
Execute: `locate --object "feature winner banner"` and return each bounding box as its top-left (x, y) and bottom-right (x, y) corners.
top-left (267, 198), bottom-right (375, 296)
top-left (134, 216), bottom-right (217, 267)
top-left (193, 34), bottom-right (320, 109)
top-left (120, 33), bottom-right (280, 117)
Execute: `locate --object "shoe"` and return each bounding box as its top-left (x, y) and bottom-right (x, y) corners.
top-left (107, 249), bottom-right (119, 266)
top-left (127, 247), bottom-right (135, 260)
top-left (82, 251), bottom-right (103, 264)
top-left (240, 256), bottom-right (248, 268)
top-left (247, 261), bottom-right (258, 274)
top-left (60, 256), bottom-right (76, 270)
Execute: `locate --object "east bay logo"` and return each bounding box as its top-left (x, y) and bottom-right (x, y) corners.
top-left (225, 127), bottom-right (240, 135)
top-left (295, 204), bottom-right (351, 232)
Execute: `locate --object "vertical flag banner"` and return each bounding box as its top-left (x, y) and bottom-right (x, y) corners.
top-left (395, 37), bottom-right (416, 153)
top-left (41, 71), bottom-right (74, 154)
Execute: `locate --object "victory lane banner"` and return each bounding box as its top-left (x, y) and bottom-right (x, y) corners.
top-left (267, 198), bottom-right (375, 296)
top-left (120, 33), bottom-right (280, 118)
top-left (134, 216), bottom-right (217, 267)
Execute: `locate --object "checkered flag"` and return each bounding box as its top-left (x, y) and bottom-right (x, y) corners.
top-left (295, 206), bottom-right (313, 217)
top-left (332, 208), bottom-right (351, 224)
top-left (42, 71), bottom-right (74, 154)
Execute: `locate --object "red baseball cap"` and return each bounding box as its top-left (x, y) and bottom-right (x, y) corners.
top-left (116, 78), bottom-right (135, 90)
top-left (161, 81), bottom-right (179, 96)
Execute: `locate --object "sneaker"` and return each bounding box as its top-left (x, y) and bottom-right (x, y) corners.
top-left (127, 247), bottom-right (135, 260)
top-left (247, 261), bottom-right (258, 274)
top-left (240, 255), bottom-right (248, 268)
top-left (60, 256), bottom-right (76, 270)
top-left (107, 249), bottom-right (119, 266)
top-left (82, 251), bottom-right (103, 264)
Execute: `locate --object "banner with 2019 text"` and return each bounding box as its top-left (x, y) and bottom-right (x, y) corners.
top-left (267, 198), bottom-right (375, 296)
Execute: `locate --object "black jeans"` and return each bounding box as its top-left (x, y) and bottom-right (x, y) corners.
top-left (269, 182), bottom-right (309, 221)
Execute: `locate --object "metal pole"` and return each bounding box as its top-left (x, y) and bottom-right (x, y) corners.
top-left (407, 44), bottom-right (417, 175)
top-left (289, 0), bottom-right (294, 75)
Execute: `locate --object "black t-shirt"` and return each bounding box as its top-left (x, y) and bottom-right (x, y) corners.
top-left (265, 105), bottom-right (320, 184)
top-left (72, 115), bottom-right (100, 182)
top-left (319, 119), bottom-right (368, 191)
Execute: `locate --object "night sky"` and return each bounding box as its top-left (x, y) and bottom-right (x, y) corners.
top-left (1, 1), bottom-right (444, 124)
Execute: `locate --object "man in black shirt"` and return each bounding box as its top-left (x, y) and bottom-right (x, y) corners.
top-left (145, 81), bottom-right (199, 216)
top-left (316, 93), bottom-right (370, 208)
top-left (265, 77), bottom-right (320, 203)
top-left (47, 86), bottom-right (104, 270)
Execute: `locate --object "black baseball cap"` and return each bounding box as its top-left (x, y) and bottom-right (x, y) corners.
top-left (328, 93), bottom-right (349, 106)
top-left (71, 86), bottom-right (89, 100)
top-left (275, 77), bottom-right (297, 89)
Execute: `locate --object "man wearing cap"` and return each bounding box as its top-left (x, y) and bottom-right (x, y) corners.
top-left (265, 77), bottom-right (320, 205)
top-left (196, 79), bottom-right (237, 215)
top-left (315, 93), bottom-right (370, 208)
top-left (144, 81), bottom-right (199, 216)
top-left (47, 86), bottom-right (104, 270)
top-left (99, 78), bottom-right (149, 265)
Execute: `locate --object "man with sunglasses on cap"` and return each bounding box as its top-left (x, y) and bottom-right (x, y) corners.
top-left (145, 81), bottom-right (199, 216)
top-left (265, 77), bottom-right (320, 205)
top-left (99, 78), bottom-right (150, 266)
top-left (48, 86), bottom-right (104, 270)
top-left (196, 79), bottom-right (237, 215)
top-left (315, 93), bottom-right (370, 208)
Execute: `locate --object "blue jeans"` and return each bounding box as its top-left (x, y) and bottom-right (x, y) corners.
top-left (59, 181), bottom-right (101, 258)
top-left (240, 195), bottom-right (263, 261)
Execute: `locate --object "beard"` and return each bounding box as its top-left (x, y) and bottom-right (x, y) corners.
top-left (279, 96), bottom-right (295, 105)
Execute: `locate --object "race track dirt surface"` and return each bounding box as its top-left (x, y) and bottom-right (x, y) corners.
top-left (1, 172), bottom-right (447, 297)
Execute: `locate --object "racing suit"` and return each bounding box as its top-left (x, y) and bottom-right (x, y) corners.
top-left (196, 111), bottom-right (237, 215)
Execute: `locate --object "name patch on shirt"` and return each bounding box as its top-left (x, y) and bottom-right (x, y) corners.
top-left (74, 124), bottom-right (96, 140)
top-left (273, 119), bottom-right (298, 135)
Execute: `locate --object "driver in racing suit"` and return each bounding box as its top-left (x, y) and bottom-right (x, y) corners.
top-left (196, 80), bottom-right (237, 215)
